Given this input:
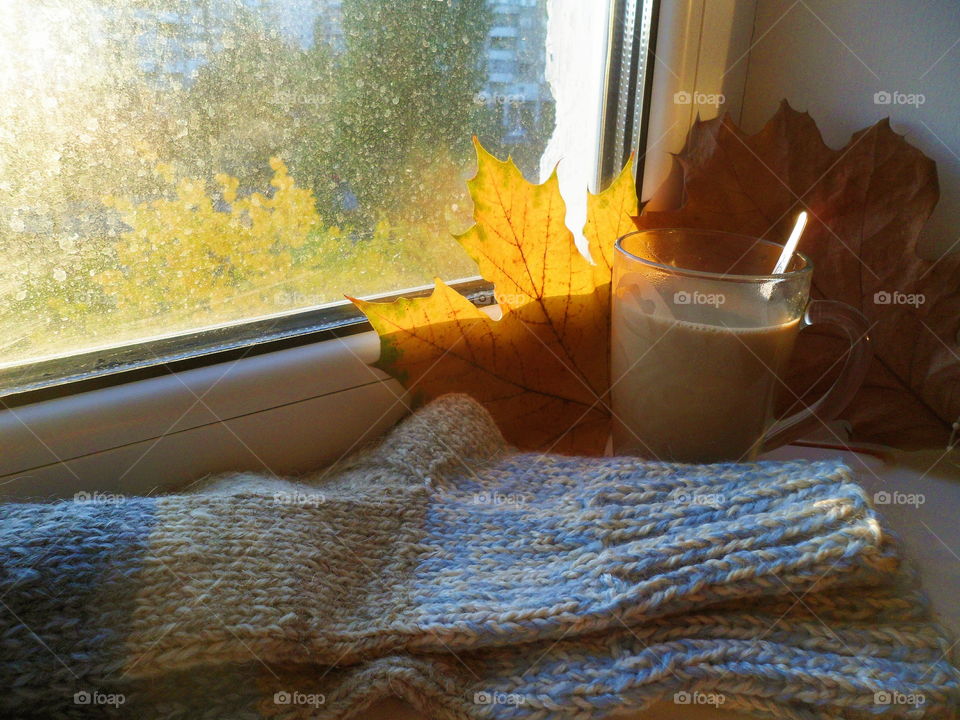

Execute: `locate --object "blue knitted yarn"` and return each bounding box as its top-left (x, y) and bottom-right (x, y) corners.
top-left (0, 496), bottom-right (158, 717)
top-left (412, 457), bottom-right (896, 650)
top-left (308, 589), bottom-right (959, 720)
top-left (0, 394), bottom-right (953, 719)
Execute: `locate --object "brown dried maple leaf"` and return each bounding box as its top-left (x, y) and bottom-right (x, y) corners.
top-left (634, 100), bottom-right (960, 449)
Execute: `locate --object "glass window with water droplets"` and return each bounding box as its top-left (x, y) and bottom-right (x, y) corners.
top-left (0, 0), bottom-right (588, 370)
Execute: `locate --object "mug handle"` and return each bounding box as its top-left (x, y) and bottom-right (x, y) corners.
top-left (760, 299), bottom-right (873, 452)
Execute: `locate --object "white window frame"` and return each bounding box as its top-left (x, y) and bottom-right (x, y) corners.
top-left (0, 0), bottom-right (757, 498)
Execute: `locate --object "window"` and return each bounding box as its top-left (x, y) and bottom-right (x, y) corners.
top-left (0, 0), bottom-right (654, 398)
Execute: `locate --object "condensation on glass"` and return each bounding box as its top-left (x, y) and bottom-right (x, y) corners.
top-left (0, 0), bottom-right (583, 373)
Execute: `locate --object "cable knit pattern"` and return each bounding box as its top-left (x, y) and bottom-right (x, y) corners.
top-left (0, 394), bottom-right (956, 719)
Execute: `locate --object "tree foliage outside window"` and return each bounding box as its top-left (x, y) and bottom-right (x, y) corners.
top-left (0, 0), bottom-right (556, 366)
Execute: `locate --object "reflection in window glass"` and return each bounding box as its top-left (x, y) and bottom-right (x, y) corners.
top-left (0, 0), bottom-right (594, 368)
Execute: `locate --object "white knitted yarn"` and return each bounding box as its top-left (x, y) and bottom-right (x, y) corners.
top-left (0, 394), bottom-right (954, 719)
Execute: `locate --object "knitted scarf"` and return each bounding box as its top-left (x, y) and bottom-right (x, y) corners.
top-left (0, 394), bottom-right (956, 719)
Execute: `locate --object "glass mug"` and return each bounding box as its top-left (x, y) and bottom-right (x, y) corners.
top-left (611, 228), bottom-right (872, 462)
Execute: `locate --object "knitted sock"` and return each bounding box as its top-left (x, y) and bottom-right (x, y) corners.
top-left (303, 577), bottom-right (960, 720)
top-left (0, 395), bottom-right (902, 716)
top-left (64, 570), bottom-right (960, 720)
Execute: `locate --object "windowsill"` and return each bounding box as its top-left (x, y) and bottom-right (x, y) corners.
top-left (0, 329), bottom-right (410, 499)
top-left (0, 278), bottom-right (490, 405)
top-left (762, 444), bottom-right (960, 639)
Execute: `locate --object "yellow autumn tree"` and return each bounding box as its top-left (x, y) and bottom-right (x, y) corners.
top-left (99, 158), bottom-right (330, 323)
top-left (97, 156), bottom-right (478, 335)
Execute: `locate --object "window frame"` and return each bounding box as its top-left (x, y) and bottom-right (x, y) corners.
top-left (2, 0), bottom-right (743, 500)
top-left (0, 278), bottom-right (493, 407)
top-left (597, 0), bottom-right (661, 190)
top-left (1, 0), bottom-right (662, 408)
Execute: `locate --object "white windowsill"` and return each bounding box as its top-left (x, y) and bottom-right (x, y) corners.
top-left (0, 330), bottom-right (409, 499)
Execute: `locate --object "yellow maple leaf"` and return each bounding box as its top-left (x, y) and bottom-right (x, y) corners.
top-left (350, 139), bottom-right (637, 454)
top-left (585, 160), bottom-right (640, 280)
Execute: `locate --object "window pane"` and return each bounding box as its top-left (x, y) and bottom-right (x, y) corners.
top-left (0, 0), bottom-right (605, 372)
